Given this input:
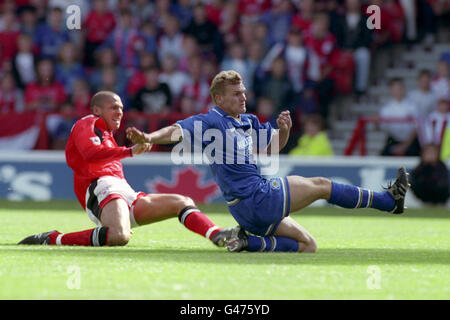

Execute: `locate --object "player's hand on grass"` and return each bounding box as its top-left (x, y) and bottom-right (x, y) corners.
top-left (126, 127), bottom-right (148, 144)
top-left (277, 110), bottom-right (292, 132)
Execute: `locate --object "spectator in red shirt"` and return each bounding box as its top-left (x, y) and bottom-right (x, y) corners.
top-left (126, 51), bottom-right (159, 100)
top-left (291, 0), bottom-right (315, 33)
top-left (369, 0), bottom-right (405, 48)
top-left (238, 0), bottom-right (271, 22)
top-left (82, 0), bottom-right (116, 67)
top-left (206, 0), bottom-right (224, 27)
top-left (24, 58), bottom-right (67, 111)
top-left (181, 56), bottom-right (211, 113)
top-left (304, 13), bottom-right (336, 121)
top-left (333, 0), bottom-right (373, 94)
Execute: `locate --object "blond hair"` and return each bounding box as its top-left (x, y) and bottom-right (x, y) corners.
top-left (210, 70), bottom-right (242, 105)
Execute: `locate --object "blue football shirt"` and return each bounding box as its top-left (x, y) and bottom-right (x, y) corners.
top-left (175, 106), bottom-right (275, 201)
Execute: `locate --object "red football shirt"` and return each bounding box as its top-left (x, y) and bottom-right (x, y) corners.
top-left (24, 82), bottom-right (67, 110)
top-left (65, 114), bottom-right (132, 209)
top-left (83, 11), bottom-right (116, 43)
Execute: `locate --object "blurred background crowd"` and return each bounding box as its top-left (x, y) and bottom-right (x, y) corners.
top-left (0, 0), bottom-right (448, 159)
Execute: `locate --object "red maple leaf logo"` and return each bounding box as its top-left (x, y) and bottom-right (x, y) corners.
top-left (146, 166), bottom-right (220, 203)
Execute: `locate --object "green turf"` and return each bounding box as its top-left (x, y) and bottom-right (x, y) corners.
top-left (0, 200), bottom-right (449, 299)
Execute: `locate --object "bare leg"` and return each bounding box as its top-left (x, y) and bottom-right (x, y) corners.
top-left (265, 175), bottom-right (330, 253)
top-left (132, 193), bottom-right (193, 225)
top-left (273, 217), bottom-right (317, 253)
top-left (100, 198), bottom-right (132, 246)
top-left (286, 175), bottom-right (332, 212)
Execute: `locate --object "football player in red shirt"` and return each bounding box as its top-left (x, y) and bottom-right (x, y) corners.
top-left (19, 91), bottom-right (231, 247)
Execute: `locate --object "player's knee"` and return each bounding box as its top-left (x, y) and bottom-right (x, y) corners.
top-left (108, 229), bottom-right (131, 246)
top-left (175, 195), bottom-right (196, 212)
top-left (312, 177), bottom-right (331, 187)
top-left (311, 177), bottom-right (332, 198)
top-left (304, 238), bottom-right (318, 253)
top-left (297, 236), bottom-right (317, 253)
top-left (182, 195), bottom-right (195, 207)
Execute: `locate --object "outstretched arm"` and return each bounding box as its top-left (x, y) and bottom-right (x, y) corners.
top-left (126, 124), bottom-right (183, 145)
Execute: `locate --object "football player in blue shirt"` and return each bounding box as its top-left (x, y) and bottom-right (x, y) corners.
top-left (127, 70), bottom-right (410, 253)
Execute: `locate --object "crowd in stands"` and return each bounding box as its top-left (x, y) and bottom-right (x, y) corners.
top-left (0, 0), bottom-right (448, 156)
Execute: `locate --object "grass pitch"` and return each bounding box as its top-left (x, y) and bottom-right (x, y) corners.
top-left (0, 200), bottom-right (449, 300)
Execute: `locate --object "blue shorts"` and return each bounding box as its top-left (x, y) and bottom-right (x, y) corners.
top-left (227, 177), bottom-right (291, 236)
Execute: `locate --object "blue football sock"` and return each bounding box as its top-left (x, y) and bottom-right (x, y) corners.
top-left (246, 235), bottom-right (299, 252)
top-left (328, 181), bottom-right (395, 212)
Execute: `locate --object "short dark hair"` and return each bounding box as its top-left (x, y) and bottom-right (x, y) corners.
top-left (418, 69), bottom-right (431, 78)
top-left (388, 77), bottom-right (404, 86)
top-left (90, 91), bottom-right (116, 112)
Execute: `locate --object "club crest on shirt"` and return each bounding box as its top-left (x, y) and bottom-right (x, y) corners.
top-left (89, 136), bottom-right (101, 146)
top-left (270, 178), bottom-right (281, 190)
